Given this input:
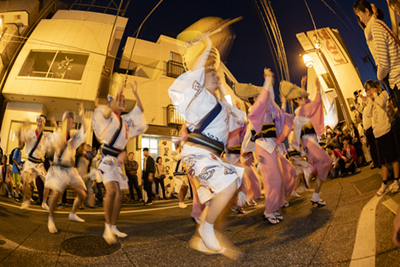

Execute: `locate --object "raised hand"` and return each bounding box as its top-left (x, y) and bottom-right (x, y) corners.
top-left (315, 77), bottom-right (322, 93)
top-left (50, 117), bottom-right (57, 127)
top-left (78, 102), bottom-right (84, 117)
top-left (280, 93), bottom-right (286, 105)
top-left (129, 80), bottom-right (138, 95)
top-left (264, 68), bottom-right (274, 78)
top-left (200, 31), bottom-right (212, 47)
top-left (301, 76), bottom-right (307, 89)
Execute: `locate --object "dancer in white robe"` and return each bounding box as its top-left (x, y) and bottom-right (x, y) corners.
top-left (17, 115), bottom-right (54, 210)
top-left (46, 105), bottom-right (88, 233)
top-left (169, 34), bottom-right (245, 253)
top-left (92, 80), bottom-right (148, 244)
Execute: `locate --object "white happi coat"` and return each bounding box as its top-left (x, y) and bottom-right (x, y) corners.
top-left (45, 127), bottom-right (86, 192)
top-left (168, 67), bottom-right (246, 204)
top-left (92, 105), bottom-right (148, 189)
top-left (19, 128), bottom-right (50, 181)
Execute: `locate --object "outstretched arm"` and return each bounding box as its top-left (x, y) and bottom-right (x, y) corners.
top-left (301, 75), bottom-right (307, 90)
top-left (192, 32), bottom-right (212, 71)
top-left (78, 102), bottom-right (88, 133)
top-left (103, 81), bottom-right (123, 119)
top-left (130, 80), bottom-right (144, 112)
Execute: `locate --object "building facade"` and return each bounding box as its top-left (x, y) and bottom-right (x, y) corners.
top-left (1, 9), bottom-right (128, 158)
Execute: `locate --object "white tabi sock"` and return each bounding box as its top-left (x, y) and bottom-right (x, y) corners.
top-left (111, 225), bottom-right (128, 238)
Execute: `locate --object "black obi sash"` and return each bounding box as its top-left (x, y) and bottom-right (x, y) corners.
top-left (250, 122), bottom-right (277, 142)
top-left (226, 144), bottom-right (241, 154)
top-left (300, 122), bottom-right (316, 138)
top-left (187, 101), bottom-right (224, 155)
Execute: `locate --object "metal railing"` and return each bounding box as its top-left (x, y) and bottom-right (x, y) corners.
top-left (166, 60), bottom-right (184, 78)
top-left (31, 71), bottom-right (53, 78)
top-left (167, 104), bottom-right (185, 125)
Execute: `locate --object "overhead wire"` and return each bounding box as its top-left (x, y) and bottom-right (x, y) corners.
top-left (259, 0), bottom-right (284, 80)
top-left (265, 0), bottom-right (290, 80)
top-left (252, 0), bottom-right (282, 82)
top-left (125, 0), bottom-right (163, 76)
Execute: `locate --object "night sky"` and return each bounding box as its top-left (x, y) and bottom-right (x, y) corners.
top-left (63, 0), bottom-right (393, 97)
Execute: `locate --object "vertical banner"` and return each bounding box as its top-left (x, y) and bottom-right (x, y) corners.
top-left (159, 140), bottom-right (174, 198)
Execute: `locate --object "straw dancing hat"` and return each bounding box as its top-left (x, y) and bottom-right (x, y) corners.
top-left (279, 80), bottom-right (309, 100)
top-left (177, 17), bottom-right (238, 71)
top-left (233, 83), bottom-right (262, 103)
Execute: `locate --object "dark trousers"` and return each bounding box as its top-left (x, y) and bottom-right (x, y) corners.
top-left (365, 127), bottom-right (380, 166)
top-left (154, 178), bottom-right (166, 199)
top-left (338, 158), bottom-right (356, 175)
top-left (127, 174), bottom-right (142, 200)
top-left (96, 182), bottom-right (103, 202)
top-left (35, 176), bottom-right (44, 203)
top-left (330, 166), bottom-right (340, 178)
top-left (62, 189), bottom-right (67, 204)
top-left (143, 174), bottom-right (153, 202)
top-left (188, 178), bottom-right (193, 198)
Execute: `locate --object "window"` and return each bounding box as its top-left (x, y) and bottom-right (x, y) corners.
top-left (166, 51), bottom-right (184, 78)
top-left (170, 52), bottom-right (182, 63)
top-left (224, 72), bottom-right (234, 89)
top-left (141, 137), bottom-right (159, 162)
top-left (18, 50), bottom-right (89, 81)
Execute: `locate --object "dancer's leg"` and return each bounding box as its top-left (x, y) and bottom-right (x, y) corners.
top-left (314, 177), bottom-right (323, 194)
top-left (187, 173), bottom-right (205, 220)
top-left (21, 172), bottom-right (32, 208)
top-left (110, 187), bottom-right (127, 238)
top-left (179, 184), bottom-right (188, 202)
top-left (104, 181), bottom-right (117, 224)
top-left (205, 179), bottom-right (237, 224)
top-left (111, 188), bottom-right (124, 225)
top-left (49, 190), bottom-right (61, 218)
top-left (48, 190), bottom-right (61, 233)
top-left (103, 181), bottom-right (118, 244)
top-left (198, 179), bottom-right (238, 251)
top-left (71, 186), bottom-right (86, 214)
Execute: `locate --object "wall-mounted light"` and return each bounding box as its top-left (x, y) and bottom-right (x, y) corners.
top-left (303, 54), bottom-right (313, 68)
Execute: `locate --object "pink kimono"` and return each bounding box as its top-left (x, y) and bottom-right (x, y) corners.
top-left (294, 91), bottom-right (331, 181)
top-left (239, 123), bottom-right (262, 201)
top-left (249, 87), bottom-right (295, 214)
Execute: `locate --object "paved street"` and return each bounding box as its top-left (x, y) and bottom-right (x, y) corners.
top-left (0, 166), bottom-right (399, 267)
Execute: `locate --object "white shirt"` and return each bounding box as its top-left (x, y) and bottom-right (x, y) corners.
top-left (92, 105), bottom-right (148, 150)
top-left (168, 67), bottom-right (246, 146)
top-left (48, 127), bottom-right (86, 167)
top-left (19, 129), bottom-right (52, 161)
top-left (364, 91), bottom-right (391, 138)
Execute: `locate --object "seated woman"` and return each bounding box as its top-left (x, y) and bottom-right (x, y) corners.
top-left (339, 136), bottom-right (357, 177)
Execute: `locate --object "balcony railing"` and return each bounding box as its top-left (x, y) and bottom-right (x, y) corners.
top-left (166, 60), bottom-right (185, 78)
top-left (167, 104), bottom-right (185, 126)
top-left (31, 71), bottom-right (53, 78)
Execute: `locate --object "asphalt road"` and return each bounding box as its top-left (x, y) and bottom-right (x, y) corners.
top-left (0, 166), bottom-right (399, 267)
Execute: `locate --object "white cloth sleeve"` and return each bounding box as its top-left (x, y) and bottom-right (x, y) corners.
top-left (226, 102), bottom-right (246, 133)
top-left (168, 67), bottom-right (206, 118)
top-left (122, 105), bottom-right (149, 139)
top-left (71, 127), bottom-right (86, 150)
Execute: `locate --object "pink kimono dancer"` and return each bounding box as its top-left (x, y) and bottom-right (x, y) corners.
top-left (242, 154), bottom-right (262, 201)
top-left (248, 81), bottom-right (296, 215)
top-left (297, 91), bottom-right (331, 183)
top-left (255, 144), bottom-right (296, 214)
top-left (301, 135), bottom-right (331, 182)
